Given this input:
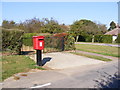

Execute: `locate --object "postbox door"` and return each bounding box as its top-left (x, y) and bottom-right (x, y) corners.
top-left (38, 40), bottom-right (44, 50)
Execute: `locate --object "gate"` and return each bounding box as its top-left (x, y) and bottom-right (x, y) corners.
top-left (21, 36), bottom-right (64, 55)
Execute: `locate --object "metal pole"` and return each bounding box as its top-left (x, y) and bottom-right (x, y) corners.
top-left (118, 1), bottom-right (120, 25)
top-left (62, 36), bottom-right (64, 51)
top-left (36, 50), bottom-right (42, 66)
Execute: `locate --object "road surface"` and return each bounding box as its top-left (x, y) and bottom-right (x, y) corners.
top-left (2, 59), bottom-right (118, 88)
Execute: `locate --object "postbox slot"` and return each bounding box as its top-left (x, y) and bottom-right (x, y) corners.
top-left (38, 39), bottom-right (43, 40)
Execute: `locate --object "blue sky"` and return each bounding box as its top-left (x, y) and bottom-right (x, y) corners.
top-left (2, 2), bottom-right (118, 28)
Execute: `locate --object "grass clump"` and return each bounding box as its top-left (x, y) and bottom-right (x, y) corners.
top-left (2, 55), bottom-right (45, 81)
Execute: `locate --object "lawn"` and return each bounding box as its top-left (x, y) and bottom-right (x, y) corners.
top-left (1, 55), bottom-right (45, 81)
top-left (75, 44), bottom-right (119, 57)
top-left (71, 52), bottom-right (112, 62)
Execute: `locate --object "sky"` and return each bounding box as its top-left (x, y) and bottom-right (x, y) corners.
top-left (1, 1), bottom-right (118, 28)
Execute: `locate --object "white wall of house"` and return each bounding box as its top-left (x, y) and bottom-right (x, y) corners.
top-left (112, 35), bottom-right (117, 41)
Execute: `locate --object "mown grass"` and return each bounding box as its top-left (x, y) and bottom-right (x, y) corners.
top-left (75, 44), bottom-right (119, 57)
top-left (1, 55), bottom-right (45, 81)
top-left (71, 52), bottom-right (112, 62)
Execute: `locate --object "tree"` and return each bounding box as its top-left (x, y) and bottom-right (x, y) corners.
top-left (70, 19), bottom-right (99, 42)
top-left (42, 18), bottom-right (63, 34)
top-left (21, 17), bottom-right (45, 33)
top-left (108, 21), bottom-right (116, 31)
top-left (97, 24), bottom-right (107, 34)
top-left (2, 20), bottom-right (16, 29)
top-left (60, 24), bottom-right (70, 32)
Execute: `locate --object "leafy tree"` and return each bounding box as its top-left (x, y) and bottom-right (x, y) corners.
top-left (42, 18), bottom-right (63, 34)
top-left (70, 19), bottom-right (99, 42)
top-left (108, 21), bottom-right (116, 31)
top-left (2, 20), bottom-right (16, 29)
top-left (97, 24), bottom-right (107, 34)
top-left (22, 17), bottom-right (45, 33)
top-left (70, 19), bottom-right (99, 36)
top-left (60, 24), bottom-right (70, 33)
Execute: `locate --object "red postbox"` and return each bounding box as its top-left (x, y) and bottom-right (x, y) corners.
top-left (33, 36), bottom-right (44, 50)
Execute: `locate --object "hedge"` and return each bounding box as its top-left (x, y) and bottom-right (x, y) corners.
top-left (23, 33), bottom-right (37, 46)
top-left (23, 33), bottom-right (75, 52)
top-left (77, 34), bottom-right (112, 43)
top-left (2, 28), bottom-right (24, 54)
top-left (116, 34), bottom-right (120, 43)
top-left (23, 33), bottom-right (51, 46)
top-left (64, 35), bottom-right (75, 50)
top-left (94, 35), bottom-right (112, 43)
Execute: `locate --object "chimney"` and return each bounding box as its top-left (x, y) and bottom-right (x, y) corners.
top-left (116, 23), bottom-right (120, 28)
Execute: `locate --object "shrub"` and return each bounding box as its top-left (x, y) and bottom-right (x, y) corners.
top-left (94, 35), bottom-right (103, 43)
top-left (2, 28), bottom-right (24, 54)
top-left (116, 34), bottom-right (120, 43)
top-left (84, 35), bottom-right (92, 42)
top-left (23, 33), bottom-right (37, 46)
top-left (94, 35), bottom-right (112, 43)
top-left (53, 33), bottom-right (75, 50)
top-left (64, 34), bottom-right (75, 50)
top-left (102, 35), bottom-right (112, 43)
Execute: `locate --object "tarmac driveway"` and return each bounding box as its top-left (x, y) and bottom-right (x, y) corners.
top-left (30, 52), bottom-right (106, 69)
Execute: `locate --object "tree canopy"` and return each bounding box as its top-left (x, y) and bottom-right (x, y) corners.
top-left (70, 19), bottom-right (107, 37)
top-left (108, 21), bottom-right (116, 31)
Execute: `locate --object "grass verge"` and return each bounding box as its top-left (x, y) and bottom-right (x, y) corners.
top-left (71, 52), bottom-right (112, 62)
top-left (1, 55), bottom-right (45, 81)
top-left (75, 44), bottom-right (119, 57)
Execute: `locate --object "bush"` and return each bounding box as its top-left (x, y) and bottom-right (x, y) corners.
top-left (64, 34), bottom-right (75, 50)
top-left (116, 34), bottom-right (120, 43)
top-left (94, 35), bottom-right (103, 43)
top-left (2, 28), bottom-right (24, 54)
top-left (102, 35), bottom-right (112, 43)
top-left (53, 33), bottom-right (75, 50)
top-left (23, 33), bottom-right (37, 46)
top-left (94, 35), bottom-right (112, 43)
top-left (84, 35), bottom-right (92, 42)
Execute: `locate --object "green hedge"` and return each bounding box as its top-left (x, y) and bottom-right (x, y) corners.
top-left (102, 35), bottom-right (112, 43)
top-left (116, 34), bottom-right (120, 43)
top-left (94, 35), bottom-right (112, 43)
top-left (23, 33), bottom-right (37, 46)
top-left (2, 29), bottom-right (24, 54)
top-left (77, 34), bottom-right (112, 43)
top-left (23, 33), bottom-right (51, 46)
top-left (23, 33), bottom-right (75, 52)
top-left (64, 35), bottom-right (75, 50)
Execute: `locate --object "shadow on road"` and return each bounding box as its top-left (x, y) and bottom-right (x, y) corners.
top-left (42, 57), bottom-right (52, 66)
top-left (94, 71), bottom-right (119, 88)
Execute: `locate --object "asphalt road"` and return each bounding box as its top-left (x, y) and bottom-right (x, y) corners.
top-left (2, 60), bottom-right (118, 88)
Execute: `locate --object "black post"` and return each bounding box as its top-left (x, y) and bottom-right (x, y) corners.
top-left (36, 50), bottom-right (42, 66)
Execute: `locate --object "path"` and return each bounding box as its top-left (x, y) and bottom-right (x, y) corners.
top-left (29, 52), bottom-right (106, 69)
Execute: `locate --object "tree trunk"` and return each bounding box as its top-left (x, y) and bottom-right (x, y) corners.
top-left (92, 35), bottom-right (95, 43)
top-left (76, 36), bottom-right (79, 42)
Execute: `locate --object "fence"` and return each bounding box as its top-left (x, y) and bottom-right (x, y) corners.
top-left (21, 36), bottom-right (65, 55)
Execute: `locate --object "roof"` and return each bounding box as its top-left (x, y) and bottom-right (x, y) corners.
top-left (105, 27), bottom-right (120, 36)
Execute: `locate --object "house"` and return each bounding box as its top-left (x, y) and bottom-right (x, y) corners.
top-left (105, 25), bottom-right (120, 42)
